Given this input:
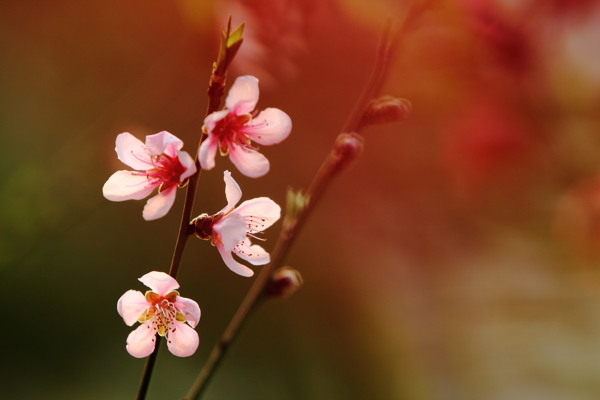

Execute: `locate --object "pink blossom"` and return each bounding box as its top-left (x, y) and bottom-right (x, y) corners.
top-left (103, 131), bottom-right (197, 220)
top-left (199, 75), bottom-right (292, 178)
top-left (117, 271), bottom-right (201, 358)
top-left (193, 171), bottom-right (281, 277)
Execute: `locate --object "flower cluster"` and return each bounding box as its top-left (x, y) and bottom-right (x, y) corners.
top-left (106, 75), bottom-right (290, 358)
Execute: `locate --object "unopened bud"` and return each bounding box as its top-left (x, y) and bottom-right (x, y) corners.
top-left (362, 96), bottom-right (411, 126)
top-left (191, 212), bottom-right (223, 240)
top-left (286, 188), bottom-right (309, 220)
top-left (265, 267), bottom-right (303, 299)
top-left (330, 132), bottom-right (364, 173)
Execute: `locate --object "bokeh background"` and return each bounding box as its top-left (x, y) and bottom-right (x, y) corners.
top-left (3, 0), bottom-right (600, 399)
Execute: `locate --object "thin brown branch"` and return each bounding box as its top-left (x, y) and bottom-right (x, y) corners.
top-left (134, 17), bottom-right (242, 400)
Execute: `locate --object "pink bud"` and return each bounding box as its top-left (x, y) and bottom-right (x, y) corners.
top-left (362, 96), bottom-right (411, 127)
top-left (265, 267), bottom-right (303, 299)
top-left (330, 132), bottom-right (364, 173)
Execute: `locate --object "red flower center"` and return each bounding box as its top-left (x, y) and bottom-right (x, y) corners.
top-left (212, 112), bottom-right (257, 155)
top-left (143, 153), bottom-right (186, 193)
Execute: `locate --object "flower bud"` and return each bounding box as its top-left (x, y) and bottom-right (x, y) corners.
top-left (265, 267), bottom-right (303, 299)
top-left (362, 96), bottom-right (411, 127)
top-left (191, 213), bottom-right (223, 240)
top-left (330, 132), bottom-right (364, 173)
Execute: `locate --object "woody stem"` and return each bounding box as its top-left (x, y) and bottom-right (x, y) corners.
top-left (134, 17), bottom-right (236, 400)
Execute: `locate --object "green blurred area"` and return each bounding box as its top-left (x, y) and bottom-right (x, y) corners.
top-left (3, 0), bottom-right (600, 399)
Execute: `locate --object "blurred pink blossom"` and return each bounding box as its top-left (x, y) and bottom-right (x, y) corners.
top-left (117, 271), bottom-right (201, 358)
top-left (103, 131), bottom-right (197, 220)
top-left (199, 76), bottom-right (292, 178)
top-left (194, 170), bottom-right (281, 277)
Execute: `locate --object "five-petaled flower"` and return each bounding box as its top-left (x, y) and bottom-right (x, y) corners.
top-left (199, 75), bottom-right (292, 178)
top-left (193, 170), bottom-right (281, 277)
top-left (117, 271), bottom-right (201, 358)
top-left (103, 131), bottom-right (197, 220)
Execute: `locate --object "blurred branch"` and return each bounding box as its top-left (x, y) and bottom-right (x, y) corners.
top-left (344, 0), bottom-right (430, 133)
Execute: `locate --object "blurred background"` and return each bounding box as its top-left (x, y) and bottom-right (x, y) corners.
top-left (2, 0), bottom-right (600, 399)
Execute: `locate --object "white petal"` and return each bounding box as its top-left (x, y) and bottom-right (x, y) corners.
top-left (117, 290), bottom-right (150, 326)
top-left (234, 197), bottom-right (281, 231)
top-left (102, 170), bottom-right (157, 201)
top-left (223, 170), bottom-right (242, 212)
top-left (142, 185), bottom-right (177, 221)
top-left (174, 296), bottom-right (201, 328)
top-left (216, 243), bottom-right (254, 277)
top-left (145, 131), bottom-right (184, 157)
top-left (126, 322), bottom-right (157, 358)
top-left (213, 213), bottom-right (247, 252)
top-left (115, 132), bottom-right (153, 170)
top-left (225, 75), bottom-right (259, 115)
top-left (234, 239), bottom-right (270, 266)
top-left (229, 145), bottom-right (270, 178)
top-left (204, 109), bottom-right (230, 134)
top-left (166, 321), bottom-right (199, 357)
top-left (139, 271), bottom-right (180, 295)
top-left (244, 108), bottom-right (292, 146)
top-left (198, 137), bottom-right (218, 171)
top-left (177, 150), bottom-right (197, 182)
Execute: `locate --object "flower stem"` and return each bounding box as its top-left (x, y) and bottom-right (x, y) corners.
top-left (182, 4), bottom-right (429, 397)
top-left (135, 338), bottom-right (162, 400)
top-left (133, 17), bottom-right (239, 400)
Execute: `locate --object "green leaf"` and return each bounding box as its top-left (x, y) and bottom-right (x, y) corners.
top-left (227, 22), bottom-right (245, 48)
top-left (286, 188), bottom-right (310, 220)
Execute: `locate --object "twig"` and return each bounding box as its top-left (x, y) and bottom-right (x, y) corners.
top-left (134, 17), bottom-right (241, 400)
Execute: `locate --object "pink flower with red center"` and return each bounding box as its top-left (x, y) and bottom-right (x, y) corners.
top-left (103, 131), bottom-right (197, 220)
top-left (117, 271), bottom-right (201, 358)
top-left (193, 170), bottom-right (281, 277)
top-left (199, 75), bottom-right (292, 178)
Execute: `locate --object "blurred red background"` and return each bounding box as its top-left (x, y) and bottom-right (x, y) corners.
top-left (2, 0), bottom-right (600, 399)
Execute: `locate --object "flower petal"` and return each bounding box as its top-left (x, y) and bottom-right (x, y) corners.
top-left (225, 75), bottom-right (259, 115)
top-left (243, 108), bottom-right (292, 146)
top-left (213, 212), bottom-right (247, 252)
top-left (103, 170), bottom-right (157, 201)
top-left (198, 137), bottom-right (218, 171)
top-left (117, 290), bottom-right (149, 326)
top-left (126, 321), bottom-right (157, 358)
top-left (139, 271), bottom-right (179, 295)
top-left (204, 109), bottom-right (230, 134)
top-left (216, 243), bottom-right (255, 277)
top-left (142, 185), bottom-right (177, 221)
top-left (166, 321), bottom-right (199, 357)
top-left (223, 170), bottom-right (242, 212)
top-left (229, 145), bottom-right (270, 178)
top-left (234, 197), bottom-right (281, 231)
top-left (174, 296), bottom-right (201, 328)
top-left (202, 109), bottom-right (231, 134)
top-left (145, 131), bottom-right (183, 157)
top-left (177, 150), bottom-right (197, 182)
top-left (115, 132), bottom-right (153, 170)
top-left (234, 238), bottom-right (270, 266)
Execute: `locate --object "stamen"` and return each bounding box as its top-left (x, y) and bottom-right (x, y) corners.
top-left (129, 146), bottom-right (154, 166)
top-left (243, 215), bottom-right (266, 232)
top-left (247, 232), bottom-right (266, 241)
top-left (144, 295), bottom-right (185, 337)
top-left (212, 112), bottom-right (260, 152)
